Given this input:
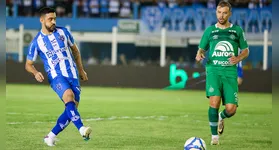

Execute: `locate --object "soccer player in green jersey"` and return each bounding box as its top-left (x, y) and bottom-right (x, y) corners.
top-left (195, 1), bottom-right (249, 145)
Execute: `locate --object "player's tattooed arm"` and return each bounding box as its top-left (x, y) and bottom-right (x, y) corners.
top-left (25, 59), bottom-right (44, 82)
top-left (195, 49), bottom-right (206, 62)
top-left (70, 44), bottom-right (88, 81)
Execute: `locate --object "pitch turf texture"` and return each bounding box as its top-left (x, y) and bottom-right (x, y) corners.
top-left (6, 84), bottom-right (271, 150)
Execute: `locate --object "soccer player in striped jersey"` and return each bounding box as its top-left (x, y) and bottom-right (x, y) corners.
top-left (25, 7), bottom-right (92, 146)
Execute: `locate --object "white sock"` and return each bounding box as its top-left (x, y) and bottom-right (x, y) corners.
top-left (212, 135), bottom-right (219, 139)
top-left (47, 132), bottom-right (56, 139)
top-left (218, 112), bottom-right (223, 121)
top-left (79, 126), bottom-right (85, 136)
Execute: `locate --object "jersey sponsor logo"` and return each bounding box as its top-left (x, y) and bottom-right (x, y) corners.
top-left (46, 47), bottom-right (67, 58)
top-left (212, 30), bottom-right (219, 33)
top-left (212, 41), bottom-right (234, 57)
top-left (213, 60), bottom-right (232, 66)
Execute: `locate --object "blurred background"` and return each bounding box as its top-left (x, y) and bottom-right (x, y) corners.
top-left (6, 0), bottom-right (272, 92)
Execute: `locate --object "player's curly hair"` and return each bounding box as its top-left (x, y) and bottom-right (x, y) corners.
top-left (39, 7), bottom-right (55, 17)
top-left (217, 1), bottom-right (232, 11)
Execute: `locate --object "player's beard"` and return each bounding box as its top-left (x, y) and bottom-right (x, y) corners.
top-left (45, 24), bottom-right (56, 32)
top-left (218, 18), bottom-right (227, 25)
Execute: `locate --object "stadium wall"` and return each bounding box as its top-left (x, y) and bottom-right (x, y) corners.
top-left (7, 61), bottom-right (271, 93)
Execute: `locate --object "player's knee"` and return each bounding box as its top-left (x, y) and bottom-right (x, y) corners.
top-left (209, 96), bottom-right (221, 108)
top-left (62, 89), bottom-right (75, 103)
top-left (226, 106), bottom-right (237, 116)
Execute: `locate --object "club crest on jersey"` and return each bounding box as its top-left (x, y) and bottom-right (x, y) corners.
top-left (56, 83), bottom-right (62, 90)
top-left (58, 35), bottom-right (65, 41)
top-left (230, 34), bottom-right (236, 40)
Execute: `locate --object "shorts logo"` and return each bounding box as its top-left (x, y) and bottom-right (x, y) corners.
top-left (76, 87), bottom-right (81, 92)
top-left (209, 86), bottom-right (214, 93)
top-left (56, 83), bottom-right (62, 91)
top-left (234, 92), bottom-right (238, 102)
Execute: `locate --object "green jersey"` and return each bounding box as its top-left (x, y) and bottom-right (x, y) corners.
top-left (199, 24), bottom-right (248, 76)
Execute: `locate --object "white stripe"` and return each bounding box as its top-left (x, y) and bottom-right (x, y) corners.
top-left (67, 31), bottom-right (74, 46)
top-left (37, 35), bottom-right (57, 78)
top-left (48, 34), bottom-right (68, 77)
top-left (33, 47), bottom-right (38, 61)
top-left (66, 47), bottom-right (78, 79)
top-left (209, 122), bottom-right (218, 126)
top-left (57, 29), bottom-right (78, 79)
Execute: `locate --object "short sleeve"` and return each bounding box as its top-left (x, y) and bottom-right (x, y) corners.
top-left (198, 27), bottom-right (211, 51)
top-left (239, 28), bottom-right (249, 50)
top-left (64, 28), bottom-right (75, 47)
top-left (27, 42), bottom-right (38, 61)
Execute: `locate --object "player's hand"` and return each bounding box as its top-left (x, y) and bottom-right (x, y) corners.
top-left (195, 52), bottom-right (205, 62)
top-left (79, 70), bottom-right (88, 81)
top-left (34, 72), bottom-right (44, 82)
top-left (228, 55), bottom-right (240, 65)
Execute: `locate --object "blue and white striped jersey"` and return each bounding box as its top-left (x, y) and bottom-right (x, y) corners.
top-left (27, 26), bottom-right (78, 80)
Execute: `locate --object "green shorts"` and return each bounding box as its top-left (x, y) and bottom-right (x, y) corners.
top-left (206, 72), bottom-right (239, 106)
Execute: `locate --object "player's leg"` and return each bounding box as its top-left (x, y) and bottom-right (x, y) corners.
top-left (44, 77), bottom-right (72, 146)
top-left (67, 77), bottom-right (92, 140)
top-left (63, 88), bottom-right (92, 141)
top-left (206, 73), bottom-right (222, 145)
top-left (218, 76), bottom-right (238, 135)
top-left (237, 77), bottom-right (243, 85)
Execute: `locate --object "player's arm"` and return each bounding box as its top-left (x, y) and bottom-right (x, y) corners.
top-left (229, 28), bottom-right (249, 65)
top-left (237, 48), bottom-right (249, 61)
top-left (65, 28), bottom-right (88, 81)
top-left (25, 42), bottom-right (44, 82)
top-left (70, 44), bottom-right (85, 72)
top-left (196, 49), bottom-right (206, 62)
top-left (70, 44), bottom-right (88, 81)
top-left (196, 27), bottom-right (210, 62)
top-left (25, 59), bottom-right (44, 82)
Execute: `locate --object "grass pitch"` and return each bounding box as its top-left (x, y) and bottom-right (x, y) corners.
top-left (6, 84), bottom-right (271, 150)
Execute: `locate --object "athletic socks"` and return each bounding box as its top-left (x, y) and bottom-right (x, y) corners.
top-left (208, 107), bottom-right (218, 136)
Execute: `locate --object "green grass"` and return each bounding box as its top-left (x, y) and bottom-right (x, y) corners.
top-left (6, 84), bottom-right (272, 150)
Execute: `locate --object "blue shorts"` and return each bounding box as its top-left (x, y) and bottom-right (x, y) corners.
top-left (50, 76), bottom-right (81, 102)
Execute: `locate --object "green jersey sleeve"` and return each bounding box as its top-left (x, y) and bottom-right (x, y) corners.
top-left (199, 27), bottom-right (211, 51)
top-left (238, 27), bottom-right (249, 50)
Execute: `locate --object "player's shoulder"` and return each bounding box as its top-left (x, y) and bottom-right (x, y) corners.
top-left (55, 26), bottom-right (72, 35)
top-left (56, 26), bottom-right (70, 32)
top-left (56, 26), bottom-right (66, 30)
top-left (205, 25), bottom-right (215, 31)
top-left (203, 25), bottom-right (215, 34)
top-left (30, 32), bottom-right (41, 46)
top-left (232, 24), bottom-right (244, 32)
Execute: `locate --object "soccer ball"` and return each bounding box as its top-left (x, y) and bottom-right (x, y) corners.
top-left (184, 137), bottom-right (206, 150)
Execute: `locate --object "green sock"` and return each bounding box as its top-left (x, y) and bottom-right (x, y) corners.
top-left (208, 107), bottom-right (218, 135)
top-left (220, 109), bottom-right (233, 120)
